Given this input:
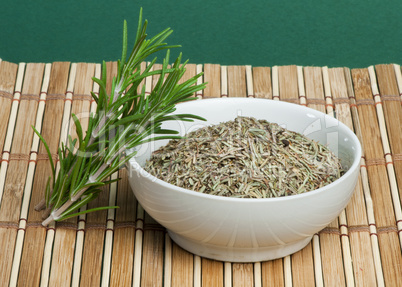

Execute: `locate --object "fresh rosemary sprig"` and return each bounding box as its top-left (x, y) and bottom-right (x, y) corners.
top-left (34, 9), bottom-right (206, 226)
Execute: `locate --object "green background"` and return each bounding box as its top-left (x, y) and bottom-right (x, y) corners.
top-left (1, 0), bottom-right (401, 68)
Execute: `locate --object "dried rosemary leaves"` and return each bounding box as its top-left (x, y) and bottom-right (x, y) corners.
top-left (144, 117), bottom-right (343, 198)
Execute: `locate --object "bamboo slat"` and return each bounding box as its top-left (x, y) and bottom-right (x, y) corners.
top-left (2, 63), bottom-right (44, 221)
top-left (109, 61), bottom-right (144, 287)
top-left (0, 64), bottom-right (43, 221)
top-left (317, 67), bottom-right (347, 287)
top-left (329, 68), bottom-right (375, 286)
top-left (394, 64), bottom-right (402, 101)
top-left (221, 66), bottom-right (228, 98)
top-left (1, 60), bottom-right (402, 286)
top-left (110, 169), bottom-right (137, 287)
top-left (8, 63), bottom-right (51, 287)
top-left (227, 65), bottom-right (257, 286)
top-left (368, 64), bottom-right (402, 262)
top-left (194, 77), bottom-right (205, 287)
top-left (374, 65), bottom-right (402, 206)
top-left (132, 204), bottom-right (145, 287)
top-left (203, 64), bottom-right (220, 98)
top-left (171, 63), bottom-right (199, 287)
top-left (245, 65), bottom-right (253, 98)
top-left (277, 65), bottom-right (299, 103)
top-left (262, 259), bottom-right (284, 287)
top-left (194, 254), bottom-right (202, 287)
top-left (302, 66), bottom-right (326, 287)
top-left (270, 66), bottom-right (291, 287)
top-left (294, 66), bottom-right (319, 285)
top-left (351, 68), bottom-right (402, 286)
top-left (259, 66), bottom-right (284, 287)
top-left (14, 62), bottom-right (69, 286)
top-left (228, 65), bottom-right (247, 98)
top-left (40, 63), bottom-right (77, 287)
top-left (103, 125), bottom-right (119, 282)
top-left (131, 65), bottom-right (153, 287)
top-left (79, 185), bottom-right (109, 286)
top-left (394, 65), bottom-right (402, 99)
top-left (392, 64), bottom-right (402, 191)
top-left (0, 63), bottom-right (25, 205)
top-left (69, 63), bottom-right (101, 287)
top-left (179, 63), bottom-right (197, 84)
top-left (254, 263), bottom-right (262, 287)
top-left (3, 63), bottom-right (45, 286)
top-left (201, 258), bottom-right (224, 287)
top-left (283, 256), bottom-right (292, 287)
top-left (78, 62), bottom-right (116, 287)
top-left (198, 63), bottom-right (225, 287)
top-left (171, 245), bottom-right (194, 286)
top-left (342, 67), bottom-right (378, 286)
top-left (347, 67), bottom-right (385, 286)
top-left (0, 61), bottom-right (18, 156)
top-left (327, 68), bottom-right (356, 287)
top-left (277, 65), bottom-right (316, 287)
top-left (232, 263), bottom-right (254, 287)
top-left (196, 64), bottom-right (203, 100)
top-left (136, 64), bottom-right (166, 287)
top-left (45, 65), bottom-right (75, 286)
top-left (252, 67), bottom-right (272, 99)
top-left (48, 62), bottom-right (95, 287)
top-left (303, 67), bottom-right (325, 112)
top-left (239, 66), bottom-right (279, 286)
top-left (141, 213), bottom-right (165, 286)
top-left (296, 66), bottom-right (306, 106)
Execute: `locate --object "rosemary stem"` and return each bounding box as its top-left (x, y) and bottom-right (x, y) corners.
top-left (70, 186), bottom-right (90, 203)
top-left (42, 213), bottom-right (56, 226)
top-left (113, 80), bottom-right (123, 103)
top-left (92, 109), bottom-right (118, 140)
top-left (41, 186), bottom-right (90, 226)
top-left (87, 134), bottom-right (96, 148)
top-left (41, 207), bottom-right (52, 220)
top-left (35, 186), bottom-right (54, 211)
top-left (89, 164), bottom-right (108, 183)
top-left (92, 115), bottom-right (107, 139)
top-left (34, 199), bottom-right (46, 211)
top-left (35, 11), bottom-right (207, 225)
top-left (87, 146), bottom-right (124, 184)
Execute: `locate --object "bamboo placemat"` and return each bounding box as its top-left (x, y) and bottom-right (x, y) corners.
top-left (0, 59), bottom-right (401, 286)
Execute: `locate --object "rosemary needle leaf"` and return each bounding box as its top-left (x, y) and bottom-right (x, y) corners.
top-left (91, 77), bottom-right (107, 100)
top-left (90, 91), bottom-right (99, 104)
top-left (45, 176), bottom-right (51, 207)
top-left (138, 135), bottom-right (183, 146)
top-left (156, 114), bottom-right (206, 123)
top-left (57, 206), bottom-right (119, 222)
top-left (77, 181), bottom-right (105, 193)
top-left (102, 177), bottom-right (121, 186)
top-left (32, 126), bottom-right (55, 184)
top-left (120, 20), bottom-right (128, 74)
top-left (71, 114), bottom-right (84, 148)
top-left (113, 113), bottom-right (146, 127)
top-left (57, 191), bottom-right (114, 220)
top-left (153, 129), bottom-right (180, 135)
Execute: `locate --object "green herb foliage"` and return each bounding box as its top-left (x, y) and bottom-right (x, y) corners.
top-left (34, 8), bottom-right (206, 226)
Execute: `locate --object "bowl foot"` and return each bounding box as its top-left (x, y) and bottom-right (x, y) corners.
top-left (168, 231), bottom-right (313, 263)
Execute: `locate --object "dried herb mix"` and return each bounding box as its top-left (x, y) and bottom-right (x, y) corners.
top-left (145, 117), bottom-right (344, 198)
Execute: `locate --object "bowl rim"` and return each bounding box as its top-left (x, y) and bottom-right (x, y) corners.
top-left (128, 97), bottom-right (362, 203)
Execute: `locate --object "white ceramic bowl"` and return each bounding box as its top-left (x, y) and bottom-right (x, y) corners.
top-left (127, 98), bottom-right (361, 262)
